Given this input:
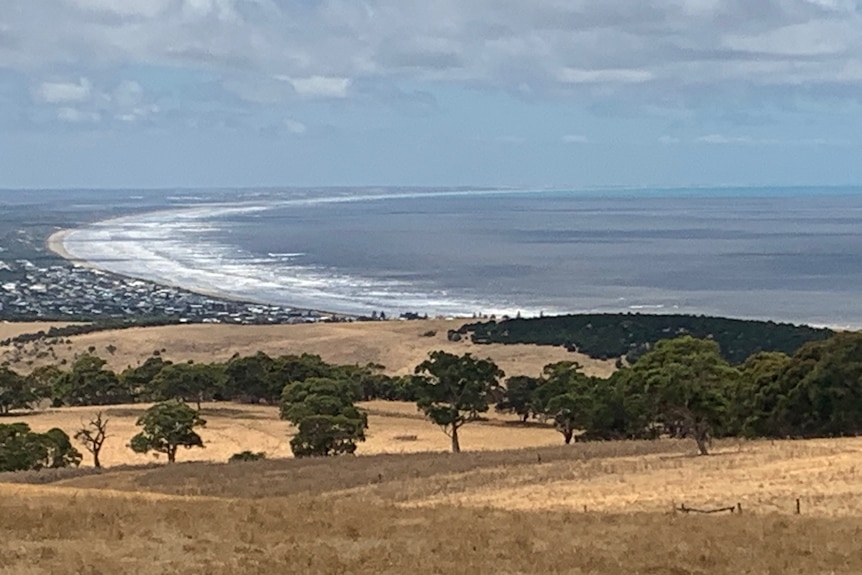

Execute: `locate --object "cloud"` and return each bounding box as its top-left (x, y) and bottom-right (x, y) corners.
top-left (696, 134), bottom-right (755, 145)
top-left (64, 0), bottom-right (172, 18)
top-left (283, 76), bottom-right (351, 99)
top-left (56, 107), bottom-right (100, 123)
top-left (34, 78), bottom-right (93, 104)
top-left (557, 68), bottom-right (654, 85)
top-left (3, 0), bottom-right (862, 114)
top-left (561, 134), bottom-right (588, 144)
top-left (658, 135), bottom-right (680, 144)
top-left (695, 134), bottom-right (850, 146)
top-left (284, 118), bottom-right (306, 134)
top-left (30, 76), bottom-right (159, 126)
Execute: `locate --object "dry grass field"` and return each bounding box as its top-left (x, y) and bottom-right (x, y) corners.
top-left (0, 319), bottom-right (617, 378)
top-left (4, 321), bottom-right (862, 573)
top-left (0, 321), bottom-right (79, 341)
top-left (4, 435), bottom-right (862, 574)
top-left (12, 401), bottom-right (563, 466)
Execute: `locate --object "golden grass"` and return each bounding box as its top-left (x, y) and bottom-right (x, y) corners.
top-left (0, 322), bottom-right (79, 341)
top-left (9, 401), bottom-right (563, 467)
top-left (390, 437), bottom-right (862, 517)
top-left (43, 434), bottom-right (862, 518)
top-left (52, 440), bottom-right (689, 499)
top-left (12, 401), bottom-right (862, 517)
top-left (11, 403), bottom-right (295, 466)
top-left (0, 319), bottom-right (617, 377)
top-left (7, 481), bottom-right (862, 575)
top-left (5, 438), bottom-right (862, 574)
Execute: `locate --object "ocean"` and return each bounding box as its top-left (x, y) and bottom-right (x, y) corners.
top-left (56, 186), bottom-right (862, 328)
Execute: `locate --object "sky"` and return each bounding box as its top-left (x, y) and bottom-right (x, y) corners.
top-left (1, 0), bottom-right (862, 189)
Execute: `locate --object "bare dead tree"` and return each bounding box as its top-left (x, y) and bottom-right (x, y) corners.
top-left (74, 411), bottom-right (109, 468)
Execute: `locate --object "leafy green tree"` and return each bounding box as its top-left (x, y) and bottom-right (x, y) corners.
top-left (53, 354), bottom-right (131, 407)
top-left (772, 333), bottom-right (862, 438)
top-left (338, 363), bottom-right (398, 401)
top-left (735, 351), bottom-right (792, 437)
top-left (531, 363), bottom-right (595, 444)
top-left (74, 412), bottom-right (109, 468)
top-left (0, 423), bottom-right (81, 471)
top-left (149, 362), bottom-right (224, 410)
top-left (0, 366), bottom-right (38, 415)
top-left (290, 415), bottom-right (367, 457)
top-left (121, 356), bottom-right (171, 399)
top-left (280, 378), bottom-right (367, 457)
top-left (0, 423), bottom-right (48, 471)
top-left (281, 377), bottom-right (361, 420)
top-left (413, 351), bottom-right (504, 453)
top-left (271, 354), bottom-right (335, 389)
top-left (594, 368), bottom-right (659, 440)
top-left (129, 400), bottom-right (206, 463)
top-left (629, 336), bottom-right (739, 455)
top-left (42, 428), bottom-right (83, 468)
top-left (25, 365), bottom-right (62, 405)
top-left (224, 352), bottom-right (278, 404)
top-left (496, 375), bottom-right (540, 422)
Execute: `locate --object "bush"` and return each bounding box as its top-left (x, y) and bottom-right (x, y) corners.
top-left (229, 451), bottom-right (266, 463)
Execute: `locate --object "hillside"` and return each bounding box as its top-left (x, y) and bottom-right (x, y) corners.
top-left (0, 319), bottom-right (617, 378)
top-left (4, 434), bottom-right (862, 574)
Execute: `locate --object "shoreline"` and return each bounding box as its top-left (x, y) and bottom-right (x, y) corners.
top-left (39, 199), bottom-right (862, 332)
top-left (44, 227), bottom-right (362, 321)
top-left (46, 229), bottom-right (99, 270)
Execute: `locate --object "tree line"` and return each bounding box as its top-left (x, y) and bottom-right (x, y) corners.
top-left (494, 332), bottom-right (862, 454)
top-left (3, 329), bottom-right (862, 470)
top-left (0, 350), bottom-right (415, 470)
top-left (0, 351), bottom-right (416, 414)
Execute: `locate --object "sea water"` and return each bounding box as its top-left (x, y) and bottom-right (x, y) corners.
top-left (58, 187), bottom-right (862, 328)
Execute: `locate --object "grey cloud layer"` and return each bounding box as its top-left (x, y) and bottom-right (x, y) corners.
top-left (3, 0), bottom-right (862, 101)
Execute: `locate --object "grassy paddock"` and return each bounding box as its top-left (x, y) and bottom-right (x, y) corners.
top-left (3, 482), bottom-right (862, 575)
top-left (4, 399), bottom-right (862, 573)
top-left (45, 439), bottom-right (690, 498)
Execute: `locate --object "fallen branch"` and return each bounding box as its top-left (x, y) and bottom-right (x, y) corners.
top-left (676, 503), bottom-right (736, 514)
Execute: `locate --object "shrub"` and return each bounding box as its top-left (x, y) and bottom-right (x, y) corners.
top-left (229, 450), bottom-right (266, 463)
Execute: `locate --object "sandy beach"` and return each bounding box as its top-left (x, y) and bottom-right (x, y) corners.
top-left (44, 225), bottom-right (358, 318)
top-left (45, 228), bottom-right (95, 269)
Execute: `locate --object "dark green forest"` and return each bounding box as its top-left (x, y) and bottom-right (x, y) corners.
top-left (459, 313), bottom-right (833, 364)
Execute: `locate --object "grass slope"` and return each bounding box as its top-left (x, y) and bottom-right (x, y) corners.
top-left (4, 435), bottom-right (862, 574)
top-left (0, 319), bottom-right (616, 378)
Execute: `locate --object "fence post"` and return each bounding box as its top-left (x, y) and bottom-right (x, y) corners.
top-left (737, 502), bottom-right (742, 515)
top-left (796, 498), bottom-right (801, 515)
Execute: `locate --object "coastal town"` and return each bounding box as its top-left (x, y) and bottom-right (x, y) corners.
top-left (0, 256), bottom-right (336, 324)
top-left (0, 204), bottom-right (346, 324)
